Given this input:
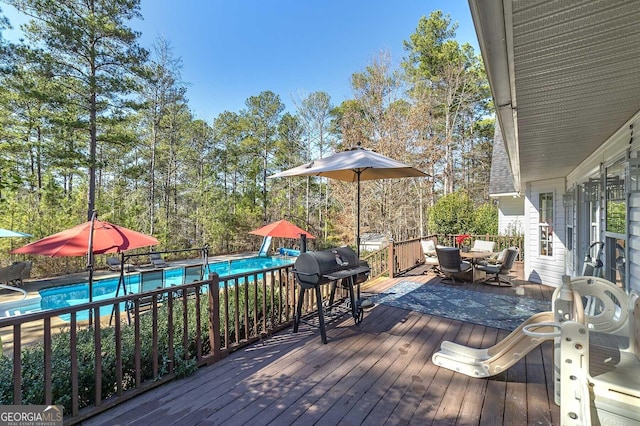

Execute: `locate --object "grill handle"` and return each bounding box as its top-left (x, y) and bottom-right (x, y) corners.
top-left (332, 250), bottom-right (349, 266)
top-left (291, 269), bottom-right (318, 277)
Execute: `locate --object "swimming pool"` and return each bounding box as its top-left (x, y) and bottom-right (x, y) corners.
top-left (1, 256), bottom-right (294, 319)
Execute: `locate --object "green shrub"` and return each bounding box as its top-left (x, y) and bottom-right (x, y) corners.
top-left (473, 202), bottom-right (498, 235)
top-left (427, 190), bottom-right (499, 235)
top-left (427, 191), bottom-right (475, 235)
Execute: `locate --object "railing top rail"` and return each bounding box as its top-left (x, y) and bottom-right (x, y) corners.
top-left (216, 264), bottom-right (294, 281)
top-left (0, 276), bottom-right (219, 327)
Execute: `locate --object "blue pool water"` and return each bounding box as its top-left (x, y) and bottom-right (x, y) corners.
top-left (3, 256), bottom-right (294, 320)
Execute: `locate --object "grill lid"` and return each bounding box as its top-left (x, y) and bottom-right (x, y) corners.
top-left (293, 246), bottom-right (368, 287)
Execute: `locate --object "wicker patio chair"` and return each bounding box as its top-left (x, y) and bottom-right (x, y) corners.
top-left (436, 247), bottom-right (472, 284)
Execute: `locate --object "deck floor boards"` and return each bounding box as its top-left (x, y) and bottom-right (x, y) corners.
top-left (83, 270), bottom-right (560, 426)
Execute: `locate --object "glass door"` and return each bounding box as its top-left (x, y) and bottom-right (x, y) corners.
top-left (605, 159), bottom-right (626, 287)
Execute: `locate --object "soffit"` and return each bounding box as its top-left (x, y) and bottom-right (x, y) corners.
top-left (474, 0), bottom-right (640, 185)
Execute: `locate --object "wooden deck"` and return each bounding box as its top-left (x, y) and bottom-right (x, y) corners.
top-left (83, 266), bottom-right (560, 425)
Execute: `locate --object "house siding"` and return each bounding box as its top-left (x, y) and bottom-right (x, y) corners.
top-left (497, 196), bottom-right (524, 235)
top-left (524, 179), bottom-right (566, 286)
top-left (629, 192), bottom-right (640, 293)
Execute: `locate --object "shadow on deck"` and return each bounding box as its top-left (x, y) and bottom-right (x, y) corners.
top-left (84, 267), bottom-right (559, 426)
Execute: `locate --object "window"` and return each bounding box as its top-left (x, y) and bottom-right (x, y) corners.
top-left (606, 160), bottom-right (626, 234)
top-left (539, 192), bottom-right (554, 256)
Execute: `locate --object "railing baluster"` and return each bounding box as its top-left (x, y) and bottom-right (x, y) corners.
top-left (208, 277), bottom-right (222, 361)
top-left (167, 293), bottom-right (174, 375)
top-left (253, 273), bottom-right (258, 336)
top-left (266, 270), bottom-right (272, 333)
top-left (244, 277), bottom-right (250, 341)
top-left (182, 290), bottom-right (188, 362)
top-left (223, 279), bottom-right (229, 350)
top-left (195, 289), bottom-right (202, 360)
top-left (277, 269), bottom-right (283, 323)
top-left (12, 324), bottom-right (21, 405)
top-left (94, 309), bottom-right (102, 406)
top-left (114, 303), bottom-right (122, 396)
top-left (152, 295), bottom-right (159, 378)
top-left (70, 313), bottom-right (79, 417)
top-left (134, 298), bottom-right (141, 388)
top-left (234, 278), bottom-right (240, 345)
top-left (44, 318), bottom-right (52, 404)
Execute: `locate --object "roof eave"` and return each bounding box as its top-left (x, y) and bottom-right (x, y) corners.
top-left (468, 0), bottom-right (520, 192)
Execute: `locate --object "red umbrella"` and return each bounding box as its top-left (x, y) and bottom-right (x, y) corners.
top-left (12, 213), bottom-right (158, 316)
top-left (249, 219), bottom-right (315, 239)
top-left (12, 218), bottom-right (159, 256)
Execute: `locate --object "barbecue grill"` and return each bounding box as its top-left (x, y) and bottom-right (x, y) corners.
top-left (291, 247), bottom-right (370, 343)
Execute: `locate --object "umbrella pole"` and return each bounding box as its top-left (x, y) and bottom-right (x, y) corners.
top-left (88, 265), bottom-right (94, 325)
top-left (202, 245), bottom-right (210, 280)
top-left (356, 172), bottom-right (361, 301)
top-left (87, 211), bottom-right (96, 325)
top-left (356, 173), bottom-right (361, 259)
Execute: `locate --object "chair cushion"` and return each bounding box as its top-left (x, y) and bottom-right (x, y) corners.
top-left (460, 261), bottom-right (472, 272)
top-left (425, 256), bottom-right (439, 265)
top-left (477, 263), bottom-right (500, 273)
top-left (478, 248), bottom-right (507, 266)
top-left (421, 239), bottom-right (437, 256)
top-left (471, 240), bottom-right (495, 252)
top-left (441, 261), bottom-right (472, 274)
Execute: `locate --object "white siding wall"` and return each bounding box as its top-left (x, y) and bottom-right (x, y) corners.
top-left (497, 196), bottom-right (525, 235)
top-left (629, 192), bottom-right (640, 293)
top-left (524, 178), bottom-right (566, 286)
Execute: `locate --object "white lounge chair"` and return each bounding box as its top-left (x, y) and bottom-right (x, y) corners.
top-left (420, 239), bottom-right (440, 272)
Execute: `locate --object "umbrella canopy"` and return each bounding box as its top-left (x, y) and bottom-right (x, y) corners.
top-left (12, 216), bottom-right (159, 319)
top-left (269, 146), bottom-right (428, 257)
top-left (12, 219), bottom-right (158, 257)
top-left (268, 146), bottom-right (428, 182)
top-left (249, 219), bottom-right (315, 239)
top-left (0, 228), bottom-right (31, 238)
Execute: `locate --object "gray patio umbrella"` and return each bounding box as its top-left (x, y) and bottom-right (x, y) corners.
top-left (269, 146), bottom-right (429, 259)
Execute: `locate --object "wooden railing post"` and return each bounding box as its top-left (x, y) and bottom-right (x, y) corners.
top-left (207, 273), bottom-right (222, 362)
top-left (389, 242), bottom-right (395, 278)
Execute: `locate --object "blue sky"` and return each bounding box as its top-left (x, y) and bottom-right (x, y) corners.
top-left (2, 1), bottom-right (478, 121)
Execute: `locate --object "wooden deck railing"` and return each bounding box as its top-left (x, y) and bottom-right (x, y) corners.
top-left (388, 238), bottom-right (424, 277)
top-left (386, 234), bottom-right (525, 278)
top-left (362, 246), bottom-right (389, 278)
top-left (0, 236), bottom-right (523, 423)
top-left (435, 234), bottom-right (525, 259)
top-left (0, 263), bottom-right (352, 424)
